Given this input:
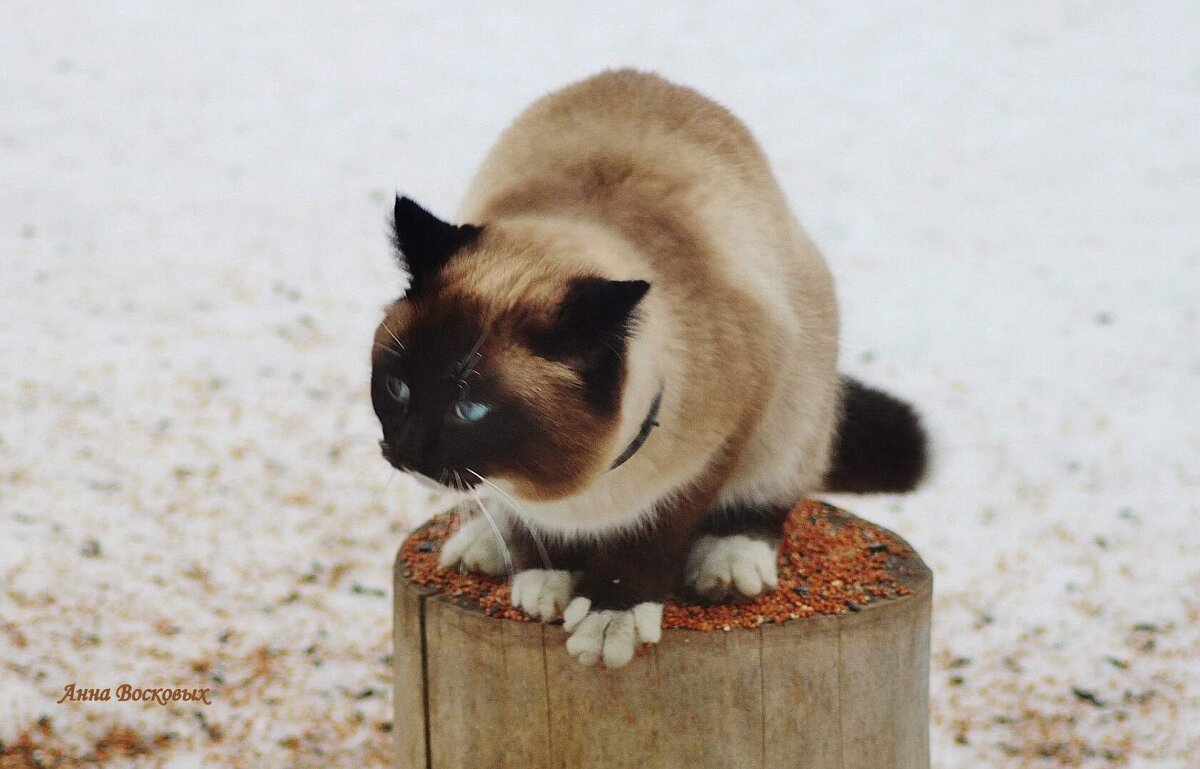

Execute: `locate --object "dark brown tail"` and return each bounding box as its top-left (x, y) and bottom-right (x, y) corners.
top-left (823, 377), bottom-right (928, 493)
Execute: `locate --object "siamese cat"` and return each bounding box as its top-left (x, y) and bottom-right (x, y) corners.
top-left (371, 70), bottom-right (926, 668)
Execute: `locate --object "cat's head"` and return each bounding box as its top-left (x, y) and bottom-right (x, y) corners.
top-left (370, 196), bottom-right (650, 502)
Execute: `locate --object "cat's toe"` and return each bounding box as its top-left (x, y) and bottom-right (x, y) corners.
top-left (510, 569), bottom-right (574, 620)
top-left (563, 598), bottom-right (662, 668)
top-left (438, 517), bottom-right (508, 576)
top-left (685, 534), bottom-right (779, 602)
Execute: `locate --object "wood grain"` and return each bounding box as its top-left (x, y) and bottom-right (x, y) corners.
top-left (394, 507), bottom-right (932, 769)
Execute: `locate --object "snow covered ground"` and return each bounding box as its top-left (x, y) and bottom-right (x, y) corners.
top-left (2, 2), bottom-right (1197, 767)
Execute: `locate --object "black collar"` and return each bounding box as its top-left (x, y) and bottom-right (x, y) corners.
top-left (609, 383), bottom-right (664, 471)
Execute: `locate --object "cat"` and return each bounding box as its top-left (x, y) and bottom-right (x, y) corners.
top-left (371, 70), bottom-right (926, 668)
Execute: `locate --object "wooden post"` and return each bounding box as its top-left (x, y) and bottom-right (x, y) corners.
top-left (394, 505), bottom-right (932, 769)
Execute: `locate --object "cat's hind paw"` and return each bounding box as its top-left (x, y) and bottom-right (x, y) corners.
top-left (685, 534), bottom-right (779, 602)
top-left (562, 597), bottom-right (662, 668)
top-left (510, 569), bottom-right (575, 621)
top-left (438, 516), bottom-right (509, 576)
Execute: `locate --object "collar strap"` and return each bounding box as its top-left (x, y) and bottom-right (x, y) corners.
top-left (609, 383), bottom-right (664, 471)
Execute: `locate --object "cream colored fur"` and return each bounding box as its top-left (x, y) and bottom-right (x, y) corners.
top-left (455, 70), bottom-right (840, 538)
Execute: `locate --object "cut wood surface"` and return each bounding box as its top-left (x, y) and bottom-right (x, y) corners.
top-left (394, 503), bottom-right (932, 769)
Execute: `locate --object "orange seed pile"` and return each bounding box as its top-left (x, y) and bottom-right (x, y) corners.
top-left (399, 499), bottom-right (912, 630)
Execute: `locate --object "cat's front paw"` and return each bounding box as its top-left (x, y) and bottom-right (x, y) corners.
top-left (685, 534), bottom-right (779, 602)
top-left (438, 516), bottom-right (508, 576)
top-left (510, 569), bottom-right (575, 620)
top-left (561, 597), bottom-right (662, 668)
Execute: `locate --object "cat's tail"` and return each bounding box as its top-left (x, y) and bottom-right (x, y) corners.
top-left (822, 377), bottom-right (928, 493)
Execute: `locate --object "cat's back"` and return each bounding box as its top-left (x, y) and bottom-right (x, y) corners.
top-left (518, 68), bottom-right (762, 165)
top-left (460, 69), bottom-right (780, 219)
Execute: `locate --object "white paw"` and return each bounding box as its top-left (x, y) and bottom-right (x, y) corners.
top-left (562, 597), bottom-right (662, 668)
top-left (510, 569), bottom-right (575, 620)
top-left (438, 516), bottom-right (508, 576)
top-left (685, 534), bottom-right (779, 601)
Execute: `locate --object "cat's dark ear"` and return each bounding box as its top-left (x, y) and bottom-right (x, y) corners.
top-left (391, 195), bottom-right (481, 295)
top-left (532, 278), bottom-right (651, 358)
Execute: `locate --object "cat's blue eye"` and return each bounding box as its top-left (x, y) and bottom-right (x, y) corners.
top-left (452, 400), bottom-right (490, 424)
top-left (386, 376), bottom-right (410, 404)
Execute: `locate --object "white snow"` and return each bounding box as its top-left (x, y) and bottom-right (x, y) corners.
top-left (2, 1), bottom-right (1197, 766)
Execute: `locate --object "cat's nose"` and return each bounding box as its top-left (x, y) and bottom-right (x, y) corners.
top-left (380, 433), bottom-right (428, 473)
top-left (379, 439), bottom-right (410, 470)
top-left (382, 418), bottom-right (428, 467)
top-left (379, 441), bottom-right (448, 489)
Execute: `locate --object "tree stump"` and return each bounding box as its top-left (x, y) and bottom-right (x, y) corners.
top-left (393, 501), bottom-right (931, 769)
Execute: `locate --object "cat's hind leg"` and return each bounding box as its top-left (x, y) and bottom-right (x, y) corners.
top-left (685, 504), bottom-right (790, 602)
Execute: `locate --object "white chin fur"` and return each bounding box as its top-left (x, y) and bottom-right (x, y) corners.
top-left (404, 471), bottom-right (464, 496)
top-left (490, 477), bottom-right (656, 542)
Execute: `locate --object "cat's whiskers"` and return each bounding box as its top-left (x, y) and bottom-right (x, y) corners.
top-left (381, 323), bottom-right (406, 351)
top-left (465, 482), bottom-right (514, 576)
top-left (379, 321), bottom-right (408, 355)
top-left (451, 469), bottom-right (468, 533)
top-left (450, 329), bottom-right (489, 387)
top-left (374, 342), bottom-right (402, 359)
top-left (376, 467), bottom-right (399, 502)
top-left (465, 468), bottom-right (552, 571)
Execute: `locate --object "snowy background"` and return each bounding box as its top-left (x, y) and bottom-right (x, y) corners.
top-left (2, 2), bottom-right (1198, 767)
